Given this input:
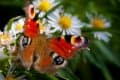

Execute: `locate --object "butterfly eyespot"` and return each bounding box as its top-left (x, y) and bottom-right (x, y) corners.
top-left (53, 56), bottom-right (64, 65)
top-left (20, 36), bottom-right (32, 48)
top-left (50, 52), bottom-right (66, 67)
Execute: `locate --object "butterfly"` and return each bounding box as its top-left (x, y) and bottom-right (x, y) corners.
top-left (18, 3), bottom-right (88, 74)
top-left (18, 34), bottom-right (88, 73)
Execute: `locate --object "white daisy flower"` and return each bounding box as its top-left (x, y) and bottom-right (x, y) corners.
top-left (86, 13), bottom-right (112, 42)
top-left (86, 13), bottom-right (111, 29)
top-left (5, 16), bottom-right (25, 39)
top-left (47, 9), bottom-right (83, 35)
top-left (32, 0), bottom-right (59, 17)
top-left (0, 31), bottom-right (16, 59)
top-left (94, 32), bottom-right (112, 42)
top-left (0, 32), bottom-right (14, 46)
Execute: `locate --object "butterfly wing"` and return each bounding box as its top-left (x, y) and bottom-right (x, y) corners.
top-left (19, 36), bottom-right (37, 70)
top-left (49, 35), bottom-right (88, 59)
top-left (33, 35), bottom-right (58, 73)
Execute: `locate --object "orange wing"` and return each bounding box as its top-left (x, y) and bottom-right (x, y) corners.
top-left (34, 35), bottom-right (57, 73)
top-left (19, 36), bottom-right (37, 70)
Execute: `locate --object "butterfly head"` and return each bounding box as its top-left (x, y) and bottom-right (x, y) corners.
top-left (24, 3), bottom-right (36, 19)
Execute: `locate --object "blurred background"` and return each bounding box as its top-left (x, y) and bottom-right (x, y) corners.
top-left (0, 0), bottom-right (120, 80)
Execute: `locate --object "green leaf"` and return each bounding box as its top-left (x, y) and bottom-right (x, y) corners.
top-left (94, 40), bottom-right (120, 67)
top-left (69, 53), bottom-right (81, 71)
top-left (0, 0), bottom-right (25, 7)
top-left (5, 16), bottom-right (22, 31)
top-left (101, 66), bottom-right (112, 80)
top-left (83, 50), bottom-right (102, 69)
top-left (57, 68), bottom-right (79, 80)
top-left (23, 69), bottom-right (58, 80)
top-left (94, 49), bottom-right (113, 80)
top-left (3, 47), bottom-right (9, 56)
top-left (83, 50), bottom-right (113, 80)
top-left (52, 30), bottom-right (63, 37)
top-left (46, 74), bottom-right (59, 80)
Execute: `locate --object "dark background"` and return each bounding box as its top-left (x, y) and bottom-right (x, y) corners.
top-left (0, 5), bottom-right (24, 31)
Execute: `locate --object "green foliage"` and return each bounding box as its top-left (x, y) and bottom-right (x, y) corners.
top-left (0, 0), bottom-right (25, 7)
top-left (57, 68), bottom-right (79, 80)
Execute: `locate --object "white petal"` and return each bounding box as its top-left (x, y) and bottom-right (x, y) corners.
top-left (105, 21), bottom-right (111, 28)
top-left (67, 28), bottom-right (81, 35)
top-left (48, 10), bottom-right (60, 21)
top-left (48, 14), bottom-right (58, 22)
top-left (32, 0), bottom-right (40, 8)
top-left (93, 32), bottom-right (112, 42)
top-left (38, 12), bottom-right (45, 17)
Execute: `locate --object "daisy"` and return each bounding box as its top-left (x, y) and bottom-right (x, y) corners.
top-left (32, 0), bottom-right (59, 17)
top-left (5, 16), bottom-right (25, 39)
top-left (86, 13), bottom-right (111, 42)
top-left (47, 8), bottom-right (83, 35)
top-left (0, 30), bottom-right (16, 59)
top-left (86, 13), bottom-right (111, 28)
top-left (0, 32), bottom-right (14, 46)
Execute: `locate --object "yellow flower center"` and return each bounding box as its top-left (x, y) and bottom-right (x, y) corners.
top-left (91, 18), bottom-right (105, 29)
top-left (15, 23), bottom-right (23, 31)
top-left (58, 16), bottom-right (72, 29)
top-left (1, 34), bottom-right (10, 40)
top-left (39, 0), bottom-right (52, 12)
top-left (5, 76), bottom-right (16, 80)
